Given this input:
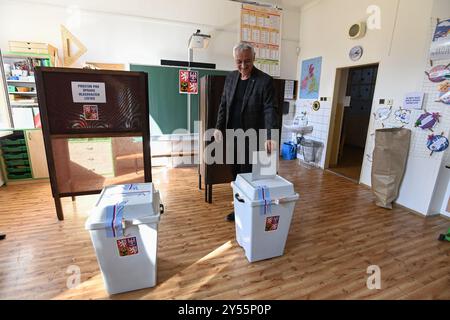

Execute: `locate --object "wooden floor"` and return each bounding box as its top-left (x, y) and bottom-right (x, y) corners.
top-left (0, 161), bottom-right (449, 300)
top-left (328, 145), bottom-right (365, 182)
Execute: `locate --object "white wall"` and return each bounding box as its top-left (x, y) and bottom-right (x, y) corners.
top-left (0, 0), bottom-right (300, 79)
top-left (297, 0), bottom-right (450, 215)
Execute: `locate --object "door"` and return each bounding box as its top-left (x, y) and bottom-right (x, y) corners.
top-left (327, 64), bottom-right (378, 182)
top-left (25, 129), bottom-right (49, 178)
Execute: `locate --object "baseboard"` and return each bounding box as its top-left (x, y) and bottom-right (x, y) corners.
top-left (326, 168), bottom-right (358, 183)
top-left (6, 178), bottom-right (49, 186)
top-left (359, 182), bottom-right (371, 189)
top-left (358, 182), bottom-right (440, 219)
top-left (392, 202), bottom-right (439, 218)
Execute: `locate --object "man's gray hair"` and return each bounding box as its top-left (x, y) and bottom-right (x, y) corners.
top-left (233, 42), bottom-right (255, 57)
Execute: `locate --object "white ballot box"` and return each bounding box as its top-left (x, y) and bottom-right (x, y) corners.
top-left (231, 174), bottom-right (299, 262)
top-left (85, 183), bottom-right (164, 294)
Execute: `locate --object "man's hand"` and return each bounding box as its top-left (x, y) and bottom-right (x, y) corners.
top-left (265, 140), bottom-right (277, 154)
top-left (213, 129), bottom-right (223, 143)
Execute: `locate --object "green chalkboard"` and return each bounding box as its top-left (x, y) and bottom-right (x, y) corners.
top-left (130, 64), bottom-right (229, 134)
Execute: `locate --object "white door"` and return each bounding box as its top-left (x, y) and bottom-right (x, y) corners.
top-left (25, 129), bottom-right (49, 178)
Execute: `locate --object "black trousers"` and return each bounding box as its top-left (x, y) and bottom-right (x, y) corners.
top-left (231, 136), bottom-right (253, 180)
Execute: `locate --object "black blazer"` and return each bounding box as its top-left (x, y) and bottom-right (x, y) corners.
top-left (215, 67), bottom-right (278, 135)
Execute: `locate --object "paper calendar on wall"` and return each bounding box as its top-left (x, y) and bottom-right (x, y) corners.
top-left (240, 4), bottom-right (282, 77)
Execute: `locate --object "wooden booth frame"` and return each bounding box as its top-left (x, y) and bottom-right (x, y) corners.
top-left (35, 67), bottom-right (152, 220)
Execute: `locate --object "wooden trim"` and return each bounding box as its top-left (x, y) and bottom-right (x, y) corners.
top-left (142, 72), bottom-right (152, 183)
top-left (84, 62), bottom-right (125, 71)
top-left (35, 66), bottom-right (61, 215)
top-left (59, 190), bottom-right (102, 197)
top-left (36, 66), bottom-right (143, 77)
top-left (393, 203), bottom-right (431, 218)
top-left (360, 181), bottom-right (433, 218)
top-left (51, 132), bottom-right (143, 139)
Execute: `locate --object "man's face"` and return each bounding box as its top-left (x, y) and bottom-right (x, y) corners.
top-left (234, 49), bottom-right (254, 78)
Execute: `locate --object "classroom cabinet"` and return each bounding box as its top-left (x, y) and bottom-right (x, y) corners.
top-left (24, 129), bottom-right (49, 179)
top-left (67, 139), bottom-right (114, 176)
top-left (0, 129), bottom-right (49, 181)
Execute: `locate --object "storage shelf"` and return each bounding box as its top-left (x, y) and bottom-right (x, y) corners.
top-left (7, 80), bottom-right (36, 85)
top-left (10, 103), bottom-right (38, 107)
top-left (4, 53), bottom-right (50, 59)
top-left (8, 92), bottom-right (36, 96)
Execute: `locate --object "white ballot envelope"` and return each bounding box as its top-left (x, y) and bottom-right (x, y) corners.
top-left (251, 151), bottom-right (278, 181)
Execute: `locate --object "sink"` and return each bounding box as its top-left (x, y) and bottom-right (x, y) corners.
top-left (282, 124), bottom-right (314, 135)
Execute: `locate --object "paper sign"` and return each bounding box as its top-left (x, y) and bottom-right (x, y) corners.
top-left (71, 82), bottom-right (106, 103)
top-left (343, 96), bottom-right (351, 107)
top-left (179, 70), bottom-right (198, 94)
top-left (284, 80), bottom-right (295, 100)
top-left (252, 151), bottom-right (278, 181)
top-left (403, 92), bottom-right (424, 110)
top-left (241, 4), bottom-right (281, 77)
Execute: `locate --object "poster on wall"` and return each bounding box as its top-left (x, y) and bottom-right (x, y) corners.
top-left (240, 3), bottom-right (281, 77)
top-left (179, 70), bottom-right (198, 94)
top-left (430, 18), bottom-right (450, 61)
top-left (299, 57), bottom-right (322, 100)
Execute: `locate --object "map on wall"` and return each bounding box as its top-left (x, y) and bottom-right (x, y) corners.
top-left (430, 18), bottom-right (450, 61)
top-left (299, 57), bottom-right (322, 99)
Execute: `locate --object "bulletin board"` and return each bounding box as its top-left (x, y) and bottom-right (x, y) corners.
top-left (240, 3), bottom-right (282, 77)
top-left (408, 18), bottom-right (450, 160)
top-left (368, 18), bottom-right (450, 162)
top-left (35, 67), bottom-right (152, 220)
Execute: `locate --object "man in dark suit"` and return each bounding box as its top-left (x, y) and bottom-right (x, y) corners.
top-left (214, 42), bottom-right (278, 221)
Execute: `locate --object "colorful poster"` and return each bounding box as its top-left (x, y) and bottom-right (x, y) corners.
top-left (299, 57), bottom-right (322, 100)
top-left (240, 4), bottom-right (281, 77)
top-left (430, 18), bottom-right (450, 61)
top-left (179, 70), bottom-right (198, 94)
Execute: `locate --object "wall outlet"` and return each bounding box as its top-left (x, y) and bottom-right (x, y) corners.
top-left (386, 99), bottom-right (394, 106)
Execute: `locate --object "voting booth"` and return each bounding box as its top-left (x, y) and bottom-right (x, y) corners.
top-left (35, 67), bottom-right (152, 220)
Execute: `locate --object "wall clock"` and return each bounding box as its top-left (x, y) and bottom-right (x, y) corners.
top-left (349, 46), bottom-right (363, 61)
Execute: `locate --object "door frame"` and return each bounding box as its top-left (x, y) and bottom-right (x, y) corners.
top-left (325, 62), bottom-right (380, 180)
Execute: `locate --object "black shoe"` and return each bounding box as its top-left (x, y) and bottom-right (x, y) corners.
top-left (226, 212), bottom-right (235, 222)
top-left (0, 232), bottom-right (5, 240)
